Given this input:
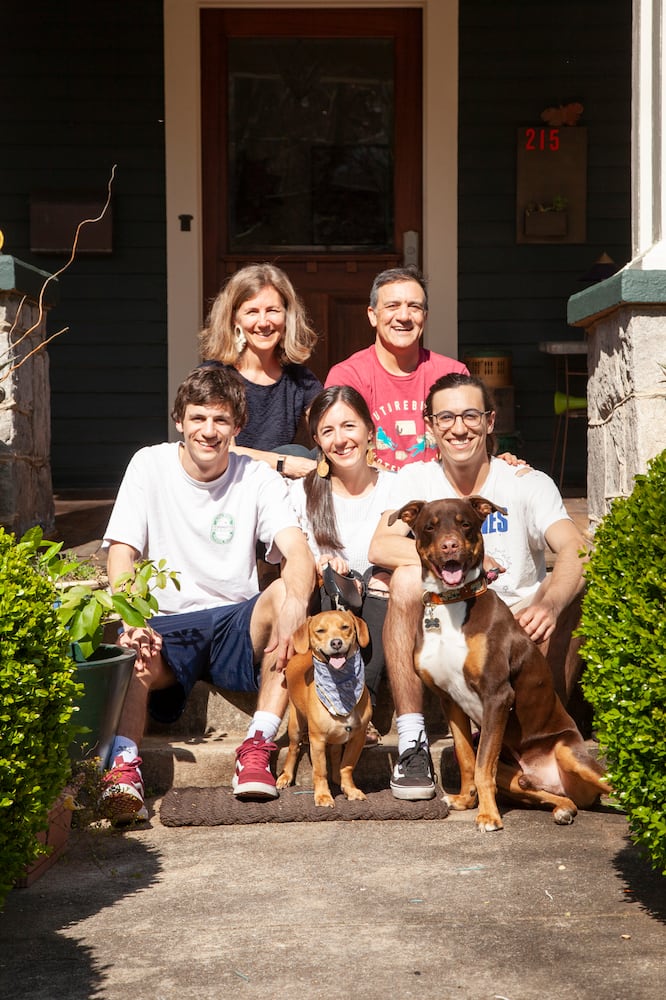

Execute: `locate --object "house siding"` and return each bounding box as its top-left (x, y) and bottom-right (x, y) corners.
top-left (1, 1), bottom-right (167, 490)
top-left (458, 1), bottom-right (632, 486)
top-left (1, 2), bottom-right (632, 492)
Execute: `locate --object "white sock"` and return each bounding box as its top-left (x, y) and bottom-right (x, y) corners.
top-left (247, 712), bottom-right (282, 742)
top-left (397, 714), bottom-right (428, 756)
top-left (110, 736), bottom-right (139, 764)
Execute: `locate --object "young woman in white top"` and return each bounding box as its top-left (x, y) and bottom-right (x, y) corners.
top-left (289, 386), bottom-right (394, 735)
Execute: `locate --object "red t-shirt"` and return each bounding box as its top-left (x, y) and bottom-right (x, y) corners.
top-left (325, 345), bottom-right (469, 471)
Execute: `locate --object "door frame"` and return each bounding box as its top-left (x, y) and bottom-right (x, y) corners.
top-left (164, 0), bottom-right (459, 418)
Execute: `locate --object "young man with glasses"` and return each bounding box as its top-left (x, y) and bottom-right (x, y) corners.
top-left (369, 372), bottom-right (589, 800)
top-left (324, 267), bottom-right (468, 472)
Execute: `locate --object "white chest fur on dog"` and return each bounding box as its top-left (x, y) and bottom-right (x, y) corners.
top-left (416, 602), bottom-right (484, 727)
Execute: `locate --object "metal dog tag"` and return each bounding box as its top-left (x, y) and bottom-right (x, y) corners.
top-left (424, 608), bottom-right (441, 632)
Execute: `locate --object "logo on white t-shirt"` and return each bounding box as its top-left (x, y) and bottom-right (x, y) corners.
top-left (211, 512), bottom-right (235, 544)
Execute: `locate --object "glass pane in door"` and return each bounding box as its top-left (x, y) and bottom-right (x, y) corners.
top-left (228, 37), bottom-right (394, 252)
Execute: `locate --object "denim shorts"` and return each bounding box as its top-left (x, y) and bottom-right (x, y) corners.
top-left (147, 597), bottom-right (261, 724)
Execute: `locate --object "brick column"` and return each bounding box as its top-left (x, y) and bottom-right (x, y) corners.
top-left (0, 255), bottom-right (59, 536)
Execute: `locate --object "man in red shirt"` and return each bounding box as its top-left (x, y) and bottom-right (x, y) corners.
top-left (325, 267), bottom-right (468, 471)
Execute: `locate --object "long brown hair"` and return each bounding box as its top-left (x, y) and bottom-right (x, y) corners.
top-left (303, 386), bottom-right (375, 552)
top-left (199, 263), bottom-right (318, 366)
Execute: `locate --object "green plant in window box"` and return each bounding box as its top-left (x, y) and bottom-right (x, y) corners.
top-left (578, 448), bottom-right (666, 876)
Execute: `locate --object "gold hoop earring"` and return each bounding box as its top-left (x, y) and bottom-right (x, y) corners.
top-left (317, 453), bottom-right (330, 478)
top-left (234, 324), bottom-right (246, 353)
top-left (366, 445), bottom-right (376, 467)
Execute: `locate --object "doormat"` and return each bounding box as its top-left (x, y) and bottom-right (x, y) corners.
top-left (160, 785), bottom-right (450, 825)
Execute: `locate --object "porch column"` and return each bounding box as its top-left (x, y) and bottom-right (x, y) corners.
top-left (567, 0), bottom-right (666, 529)
top-left (0, 254), bottom-right (58, 537)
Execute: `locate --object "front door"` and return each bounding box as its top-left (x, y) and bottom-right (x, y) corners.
top-left (201, 8), bottom-right (423, 382)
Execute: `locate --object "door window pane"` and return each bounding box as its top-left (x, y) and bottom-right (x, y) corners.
top-left (228, 38), bottom-right (394, 252)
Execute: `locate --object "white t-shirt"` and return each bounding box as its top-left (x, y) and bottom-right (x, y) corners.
top-left (103, 443), bottom-right (299, 613)
top-left (289, 470), bottom-right (395, 575)
top-left (384, 458), bottom-right (570, 607)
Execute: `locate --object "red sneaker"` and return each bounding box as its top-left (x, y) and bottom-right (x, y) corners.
top-left (232, 731), bottom-right (278, 799)
top-left (102, 755), bottom-right (149, 824)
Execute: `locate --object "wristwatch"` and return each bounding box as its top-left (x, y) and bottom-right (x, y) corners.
top-left (276, 456), bottom-right (286, 475)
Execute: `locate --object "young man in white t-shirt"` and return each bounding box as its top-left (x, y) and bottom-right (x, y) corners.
top-left (369, 372), bottom-right (589, 800)
top-left (101, 366), bottom-right (315, 822)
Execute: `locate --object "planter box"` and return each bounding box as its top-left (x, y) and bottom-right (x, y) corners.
top-left (16, 788), bottom-right (74, 888)
top-left (524, 210), bottom-right (568, 237)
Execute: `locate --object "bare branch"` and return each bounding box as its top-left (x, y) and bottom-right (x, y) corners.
top-left (0, 164), bottom-right (117, 383)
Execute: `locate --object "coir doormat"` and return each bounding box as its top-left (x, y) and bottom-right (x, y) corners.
top-left (160, 786), bottom-right (450, 825)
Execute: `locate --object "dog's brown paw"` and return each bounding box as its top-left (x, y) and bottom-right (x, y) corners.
top-left (553, 804), bottom-right (577, 824)
top-left (314, 793), bottom-right (335, 808)
top-left (444, 791), bottom-right (478, 811)
top-left (276, 772), bottom-right (292, 790)
top-left (475, 812), bottom-right (504, 831)
top-left (343, 787), bottom-right (367, 802)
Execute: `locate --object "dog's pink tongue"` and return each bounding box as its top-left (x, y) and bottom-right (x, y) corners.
top-left (328, 655), bottom-right (347, 670)
top-left (441, 562), bottom-right (464, 587)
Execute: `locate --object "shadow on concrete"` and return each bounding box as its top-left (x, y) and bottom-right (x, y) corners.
top-left (0, 827), bottom-right (162, 1000)
top-left (613, 840), bottom-right (666, 924)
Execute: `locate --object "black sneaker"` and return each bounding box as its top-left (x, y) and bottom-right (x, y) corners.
top-left (390, 732), bottom-right (436, 800)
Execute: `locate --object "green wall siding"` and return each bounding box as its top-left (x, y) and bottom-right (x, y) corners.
top-left (458, 2), bottom-right (632, 487)
top-left (1, 2), bottom-right (167, 490)
top-left (1, 3), bottom-right (632, 492)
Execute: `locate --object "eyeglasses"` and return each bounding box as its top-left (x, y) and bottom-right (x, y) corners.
top-left (427, 409), bottom-right (491, 430)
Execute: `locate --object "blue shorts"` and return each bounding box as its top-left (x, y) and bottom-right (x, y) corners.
top-left (147, 597), bottom-right (261, 724)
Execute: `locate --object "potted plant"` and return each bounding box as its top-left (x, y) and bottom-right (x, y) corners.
top-left (0, 526), bottom-right (180, 901)
top-left (524, 195), bottom-right (569, 237)
top-left (21, 526), bottom-right (179, 769)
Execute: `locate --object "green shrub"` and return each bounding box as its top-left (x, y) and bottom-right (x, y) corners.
top-left (579, 449), bottom-right (666, 875)
top-left (0, 527), bottom-right (81, 907)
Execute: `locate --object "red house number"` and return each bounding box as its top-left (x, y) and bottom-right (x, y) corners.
top-left (524, 127), bottom-right (560, 151)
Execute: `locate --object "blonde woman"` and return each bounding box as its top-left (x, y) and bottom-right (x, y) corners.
top-left (199, 263), bottom-right (322, 479)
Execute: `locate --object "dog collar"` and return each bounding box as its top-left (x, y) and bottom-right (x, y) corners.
top-left (313, 648), bottom-right (365, 717)
top-left (422, 574), bottom-right (488, 606)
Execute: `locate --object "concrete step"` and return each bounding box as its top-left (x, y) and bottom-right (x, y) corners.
top-left (140, 731), bottom-right (461, 797)
top-left (141, 679), bottom-right (454, 797)
top-left (146, 679), bottom-right (448, 743)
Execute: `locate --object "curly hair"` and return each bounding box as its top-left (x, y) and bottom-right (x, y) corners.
top-left (199, 263), bottom-right (318, 366)
top-left (171, 365), bottom-right (248, 429)
top-left (303, 386), bottom-right (375, 553)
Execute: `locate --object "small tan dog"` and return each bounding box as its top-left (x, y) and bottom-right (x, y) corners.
top-left (277, 610), bottom-right (372, 807)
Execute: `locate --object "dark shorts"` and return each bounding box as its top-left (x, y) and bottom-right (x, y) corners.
top-left (147, 597), bottom-right (261, 724)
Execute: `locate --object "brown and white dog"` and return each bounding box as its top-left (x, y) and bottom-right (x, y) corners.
top-left (389, 496), bottom-right (611, 830)
top-left (277, 610), bottom-right (372, 807)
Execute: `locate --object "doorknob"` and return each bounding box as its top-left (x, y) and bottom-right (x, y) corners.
top-left (403, 230), bottom-right (419, 268)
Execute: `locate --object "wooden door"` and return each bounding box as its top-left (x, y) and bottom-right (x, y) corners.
top-left (201, 8), bottom-right (423, 383)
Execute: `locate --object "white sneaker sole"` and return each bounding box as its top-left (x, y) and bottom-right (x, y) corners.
top-left (389, 780), bottom-right (436, 801)
top-left (232, 775), bottom-right (278, 799)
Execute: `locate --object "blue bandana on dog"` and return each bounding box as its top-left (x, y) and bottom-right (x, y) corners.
top-left (313, 648), bottom-right (365, 717)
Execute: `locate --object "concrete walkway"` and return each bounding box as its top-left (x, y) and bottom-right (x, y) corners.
top-left (1, 802), bottom-right (664, 999)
